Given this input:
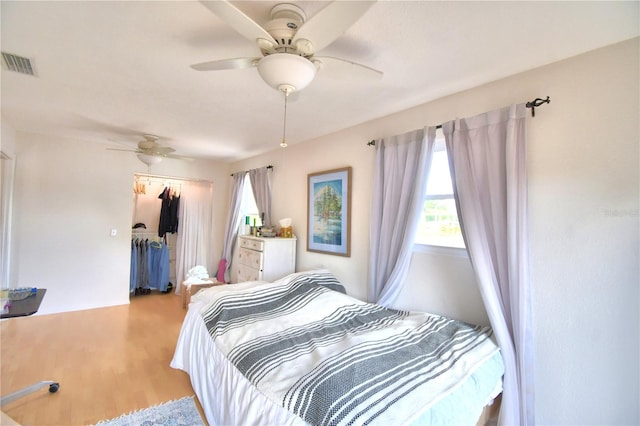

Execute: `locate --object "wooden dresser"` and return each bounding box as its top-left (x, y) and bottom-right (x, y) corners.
top-left (236, 235), bottom-right (296, 282)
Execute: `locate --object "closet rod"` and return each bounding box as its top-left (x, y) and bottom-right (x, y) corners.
top-left (367, 95), bottom-right (551, 146)
top-left (134, 173), bottom-right (212, 184)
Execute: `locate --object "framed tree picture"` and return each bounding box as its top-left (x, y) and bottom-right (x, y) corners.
top-left (307, 167), bottom-right (351, 257)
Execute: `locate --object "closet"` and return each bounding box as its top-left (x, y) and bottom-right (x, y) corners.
top-left (131, 175), bottom-right (179, 295)
top-left (130, 173), bottom-right (214, 297)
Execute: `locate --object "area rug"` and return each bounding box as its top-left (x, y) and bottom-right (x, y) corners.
top-left (94, 395), bottom-right (204, 426)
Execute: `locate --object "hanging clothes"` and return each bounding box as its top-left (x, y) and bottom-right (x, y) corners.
top-left (169, 193), bottom-right (180, 233)
top-left (137, 239), bottom-right (150, 289)
top-left (129, 238), bottom-right (170, 294)
top-left (133, 180), bottom-right (146, 195)
top-left (148, 240), bottom-right (170, 292)
top-left (158, 186), bottom-right (180, 237)
top-left (130, 239), bottom-right (138, 292)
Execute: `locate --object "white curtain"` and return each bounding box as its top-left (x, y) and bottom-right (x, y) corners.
top-left (249, 167), bottom-right (272, 227)
top-left (176, 181), bottom-right (215, 295)
top-left (368, 127), bottom-right (437, 304)
top-left (219, 173), bottom-right (246, 282)
top-left (443, 104), bottom-right (534, 425)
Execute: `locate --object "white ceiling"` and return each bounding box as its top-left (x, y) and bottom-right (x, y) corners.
top-left (1, 1), bottom-right (638, 163)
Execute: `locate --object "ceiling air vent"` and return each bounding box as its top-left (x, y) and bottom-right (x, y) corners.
top-left (1, 52), bottom-right (36, 76)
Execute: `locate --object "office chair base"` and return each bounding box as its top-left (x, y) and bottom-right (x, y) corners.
top-left (0, 381), bottom-right (59, 405)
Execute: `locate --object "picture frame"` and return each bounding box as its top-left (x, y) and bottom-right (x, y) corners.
top-left (307, 167), bottom-right (351, 257)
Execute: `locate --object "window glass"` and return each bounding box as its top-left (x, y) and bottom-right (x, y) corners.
top-left (425, 150), bottom-right (453, 195)
top-left (414, 136), bottom-right (465, 249)
top-left (240, 176), bottom-right (262, 227)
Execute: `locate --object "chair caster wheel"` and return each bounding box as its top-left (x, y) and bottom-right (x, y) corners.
top-left (49, 383), bottom-right (60, 393)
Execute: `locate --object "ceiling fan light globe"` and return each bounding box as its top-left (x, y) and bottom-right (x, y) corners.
top-left (137, 153), bottom-right (163, 166)
top-left (257, 53), bottom-right (317, 92)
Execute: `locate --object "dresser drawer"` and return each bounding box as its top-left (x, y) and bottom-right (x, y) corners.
top-left (238, 247), bottom-right (263, 269)
top-left (239, 237), bottom-right (264, 251)
top-left (237, 264), bottom-right (260, 282)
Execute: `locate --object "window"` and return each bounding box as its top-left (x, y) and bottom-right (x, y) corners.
top-left (239, 176), bottom-right (262, 228)
top-left (414, 134), bottom-right (465, 249)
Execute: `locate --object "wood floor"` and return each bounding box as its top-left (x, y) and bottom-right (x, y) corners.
top-left (0, 291), bottom-right (207, 425)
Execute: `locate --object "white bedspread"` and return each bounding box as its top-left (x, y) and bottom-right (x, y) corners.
top-left (171, 270), bottom-right (504, 426)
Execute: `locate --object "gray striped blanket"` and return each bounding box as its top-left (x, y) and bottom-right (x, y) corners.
top-left (201, 270), bottom-right (501, 426)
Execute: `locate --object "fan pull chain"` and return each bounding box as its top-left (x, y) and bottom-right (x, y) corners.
top-left (280, 90), bottom-right (289, 148)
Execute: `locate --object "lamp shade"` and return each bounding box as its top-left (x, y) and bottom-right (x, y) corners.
top-left (137, 153), bottom-right (162, 166)
top-left (257, 53), bottom-right (317, 92)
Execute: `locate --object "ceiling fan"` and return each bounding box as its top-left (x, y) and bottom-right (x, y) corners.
top-left (108, 134), bottom-right (192, 165)
top-left (191, 0), bottom-right (383, 94)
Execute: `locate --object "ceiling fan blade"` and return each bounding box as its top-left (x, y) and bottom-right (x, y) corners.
top-left (107, 148), bottom-right (139, 153)
top-left (191, 57), bottom-right (260, 71)
top-left (313, 56), bottom-right (383, 80)
top-left (165, 154), bottom-right (195, 161)
top-left (292, 1), bottom-right (376, 55)
top-left (200, 1), bottom-right (276, 48)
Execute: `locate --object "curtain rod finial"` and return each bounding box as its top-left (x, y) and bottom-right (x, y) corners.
top-left (526, 96), bottom-right (550, 117)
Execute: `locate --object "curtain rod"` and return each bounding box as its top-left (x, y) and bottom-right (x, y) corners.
top-left (230, 164), bottom-right (273, 177)
top-left (134, 173), bottom-right (212, 184)
top-left (367, 96), bottom-right (551, 146)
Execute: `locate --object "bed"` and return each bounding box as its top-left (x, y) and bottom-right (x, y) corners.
top-left (171, 270), bottom-right (504, 426)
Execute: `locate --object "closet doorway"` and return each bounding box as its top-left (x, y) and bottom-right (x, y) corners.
top-left (131, 173), bottom-right (214, 297)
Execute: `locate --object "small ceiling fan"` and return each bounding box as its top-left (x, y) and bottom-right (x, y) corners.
top-left (191, 0), bottom-right (383, 94)
top-left (107, 134), bottom-right (192, 165)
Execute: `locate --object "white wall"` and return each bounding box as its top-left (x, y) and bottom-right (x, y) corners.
top-left (1, 119), bottom-right (16, 155)
top-left (10, 132), bottom-right (229, 314)
top-left (231, 38), bottom-right (639, 425)
top-left (525, 39), bottom-right (639, 425)
top-left (397, 248), bottom-right (487, 326)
